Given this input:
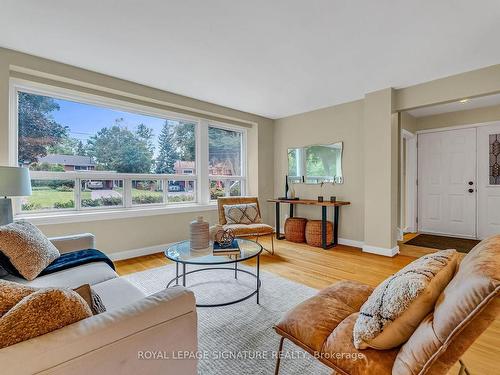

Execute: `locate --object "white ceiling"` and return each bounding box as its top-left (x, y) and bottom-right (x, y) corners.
top-left (1, 1), bottom-right (500, 119)
top-left (408, 93), bottom-right (500, 117)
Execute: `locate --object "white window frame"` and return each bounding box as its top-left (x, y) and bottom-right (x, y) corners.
top-left (207, 121), bottom-right (247, 200)
top-left (9, 78), bottom-right (248, 223)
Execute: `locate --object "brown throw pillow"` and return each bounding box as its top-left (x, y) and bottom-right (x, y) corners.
top-left (353, 249), bottom-right (459, 350)
top-left (0, 221), bottom-right (60, 280)
top-left (0, 280), bottom-right (37, 317)
top-left (223, 203), bottom-right (261, 224)
top-left (74, 284), bottom-right (106, 315)
top-left (0, 287), bottom-right (92, 349)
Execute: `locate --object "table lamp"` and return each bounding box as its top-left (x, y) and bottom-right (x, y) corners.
top-left (0, 166), bottom-right (32, 226)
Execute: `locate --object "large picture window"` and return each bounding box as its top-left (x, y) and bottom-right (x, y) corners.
top-left (13, 83), bottom-right (246, 216)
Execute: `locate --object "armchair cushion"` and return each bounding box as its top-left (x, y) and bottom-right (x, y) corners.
top-left (275, 281), bottom-right (400, 375)
top-left (217, 196), bottom-right (262, 225)
top-left (275, 280), bottom-right (373, 352)
top-left (223, 203), bottom-right (261, 224)
top-left (224, 223), bottom-right (273, 236)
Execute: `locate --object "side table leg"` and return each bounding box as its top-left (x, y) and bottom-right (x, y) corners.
top-left (235, 261), bottom-right (238, 279)
top-left (333, 206), bottom-right (340, 246)
top-left (275, 202), bottom-right (281, 239)
top-left (256, 254), bottom-right (260, 305)
top-left (321, 205), bottom-right (327, 249)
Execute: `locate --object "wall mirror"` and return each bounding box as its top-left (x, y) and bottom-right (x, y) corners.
top-left (287, 142), bottom-right (343, 184)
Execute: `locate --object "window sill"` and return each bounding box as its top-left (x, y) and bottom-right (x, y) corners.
top-left (15, 203), bottom-right (218, 226)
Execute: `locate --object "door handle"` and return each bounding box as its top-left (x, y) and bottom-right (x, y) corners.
top-left (468, 188), bottom-right (474, 193)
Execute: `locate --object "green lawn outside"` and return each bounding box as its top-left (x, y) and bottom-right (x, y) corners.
top-left (23, 187), bottom-right (170, 210)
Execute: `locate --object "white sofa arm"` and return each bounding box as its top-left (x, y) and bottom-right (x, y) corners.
top-left (49, 233), bottom-right (96, 254)
top-left (0, 286), bottom-right (198, 375)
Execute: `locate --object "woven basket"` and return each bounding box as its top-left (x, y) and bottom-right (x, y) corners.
top-left (284, 217), bottom-right (308, 243)
top-left (305, 220), bottom-right (333, 247)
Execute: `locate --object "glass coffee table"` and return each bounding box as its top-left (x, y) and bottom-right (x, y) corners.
top-left (165, 238), bottom-right (263, 307)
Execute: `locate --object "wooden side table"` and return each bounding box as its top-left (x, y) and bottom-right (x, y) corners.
top-left (268, 199), bottom-right (351, 249)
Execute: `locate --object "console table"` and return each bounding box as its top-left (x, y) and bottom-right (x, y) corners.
top-left (268, 199), bottom-right (351, 249)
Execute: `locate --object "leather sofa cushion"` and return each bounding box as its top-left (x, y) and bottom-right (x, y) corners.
top-left (2, 262), bottom-right (118, 288)
top-left (275, 280), bottom-right (373, 352)
top-left (393, 235), bottom-right (500, 375)
top-left (353, 249), bottom-right (458, 350)
top-left (275, 280), bottom-right (400, 375)
top-left (323, 313), bottom-right (399, 375)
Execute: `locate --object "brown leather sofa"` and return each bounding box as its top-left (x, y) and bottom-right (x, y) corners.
top-left (217, 196), bottom-right (275, 254)
top-left (274, 235), bottom-right (500, 375)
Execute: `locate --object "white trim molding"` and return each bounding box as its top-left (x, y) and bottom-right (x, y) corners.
top-left (362, 244), bottom-right (400, 257)
top-left (108, 242), bottom-right (175, 261)
top-left (17, 203), bottom-right (217, 225)
top-left (338, 238), bottom-right (364, 249)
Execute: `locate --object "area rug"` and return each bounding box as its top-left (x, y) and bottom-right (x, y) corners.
top-left (124, 264), bottom-right (331, 375)
top-left (404, 234), bottom-right (480, 253)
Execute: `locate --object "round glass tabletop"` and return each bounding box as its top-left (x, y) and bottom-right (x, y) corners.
top-left (165, 238), bottom-right (263, 265)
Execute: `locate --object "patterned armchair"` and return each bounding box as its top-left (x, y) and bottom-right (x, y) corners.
top-left (217, 197), bottom-right (275, 254)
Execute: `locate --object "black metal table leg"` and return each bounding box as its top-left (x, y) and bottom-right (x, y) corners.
top-left (322, 205), bottom-right (327, 249)
top-left (275, 202), bottom-right (281, 239)
top-left (289, 204), bottom-right (294, 218)
top-left (333, 206), bottom-right (340, 246)
top-left (256, 254), bottom-right (260, 304)
top-left (182, 263), bottom-right (186, 287)
top-left (235, 261), bottom-right (238, 279)
top-left (275, 202), bottom-right (285, 240)
top-left (175, 262), bottom-right (179, 285)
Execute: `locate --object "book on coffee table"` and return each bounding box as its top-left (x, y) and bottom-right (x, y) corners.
top-left (213, 239), bottom-right (240, 256)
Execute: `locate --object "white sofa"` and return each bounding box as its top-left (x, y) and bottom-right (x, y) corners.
top-left (0, 233), bottom-right (198, 375)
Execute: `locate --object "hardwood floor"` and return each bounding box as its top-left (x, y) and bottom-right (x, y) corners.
top-left (114, 235), bottom-right (499, 375)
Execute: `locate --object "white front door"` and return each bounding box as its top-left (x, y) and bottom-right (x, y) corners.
top-left (418, 128), bottom-right (476, 238)
top-left (478, 122), bottom-right (500, 239)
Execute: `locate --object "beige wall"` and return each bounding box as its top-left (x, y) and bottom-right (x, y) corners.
top-left (415, 103), bottom-right (500, 131)
top-left (274, 100), bottom-right (365, 242)
top-left (0, 48), bottom-right (274, 256)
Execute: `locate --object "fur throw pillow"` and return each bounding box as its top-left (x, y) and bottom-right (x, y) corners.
top-left (0, 281), bottom-right (92, 349)
top-left (353, 249), bottom-right (459, 350)
top-left (0, 221), bottom-right (60, 280)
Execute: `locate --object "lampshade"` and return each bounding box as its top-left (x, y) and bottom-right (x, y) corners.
top-left (0, 166), bottom-right (32, 197)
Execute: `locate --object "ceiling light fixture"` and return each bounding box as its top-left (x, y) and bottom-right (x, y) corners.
top-left (459, 98), bottom-right (470, 103)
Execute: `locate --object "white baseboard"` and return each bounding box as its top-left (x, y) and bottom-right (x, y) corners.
top-left (109, 238), bottom-right (389, 261)
top-left (108, 242), bottom-right (174, 261)
top-left (338, 238), bottom-right (364, 248)
top-left (362, 244), bottom-right (400, 257)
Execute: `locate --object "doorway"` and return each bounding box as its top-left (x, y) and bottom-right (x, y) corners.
top-left (417, 127), bottom-right (476, 238)
top-left (410, 121), bottom-right (500, 240)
